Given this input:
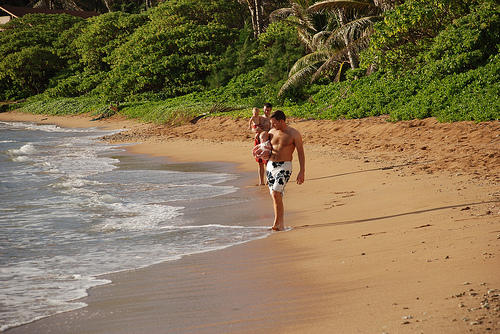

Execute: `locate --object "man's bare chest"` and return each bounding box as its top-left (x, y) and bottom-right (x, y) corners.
top-left (270, 131), bottom-right (294, 147)
top-left (260, 117), bottom-right (271, 130)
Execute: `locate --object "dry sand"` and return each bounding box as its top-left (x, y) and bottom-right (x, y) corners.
top-left (1, 111), bottom-right (500, 333)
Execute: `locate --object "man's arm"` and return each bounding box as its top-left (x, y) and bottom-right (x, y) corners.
top-left (294, 129), bottom-right (305, 185)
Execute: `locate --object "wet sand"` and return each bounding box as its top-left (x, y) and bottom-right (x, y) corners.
top-left (2, 111), bottom-right (499, 333)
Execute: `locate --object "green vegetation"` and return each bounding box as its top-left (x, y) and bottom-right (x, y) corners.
top-left (1, 0), bottom-right (499, 124)
top-left (17, 96), bottom-right (111, 116)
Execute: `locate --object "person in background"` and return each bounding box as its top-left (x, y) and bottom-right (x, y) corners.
top-left (250, 103), bottom-right (272, 185)
top-left (248, 107), bottom-right (261, 136)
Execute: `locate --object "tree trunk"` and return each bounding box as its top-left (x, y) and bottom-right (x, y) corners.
top-left (344, 35), bottom-right (359, 69)
top-left (338, 9), bottom-right (359, 69)
top-left (246, 0), bottom-right (265, 38)
top-left (101, 0), bottom-right (112, 12)
top-left (255, 0), bottom-right (264, 36)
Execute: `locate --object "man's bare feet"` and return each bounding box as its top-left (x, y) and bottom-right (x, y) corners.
top-left (270, 226), bottom-right (282, 231)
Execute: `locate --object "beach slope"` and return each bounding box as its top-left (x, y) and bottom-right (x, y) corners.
top-left (2, 111), bottom-right (499, 333)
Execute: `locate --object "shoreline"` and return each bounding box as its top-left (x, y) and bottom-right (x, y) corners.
top-left (2, 111), bottom-right (500, 333)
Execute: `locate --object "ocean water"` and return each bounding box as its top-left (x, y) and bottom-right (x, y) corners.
top-left (0, 121), bottom-right (270, 331)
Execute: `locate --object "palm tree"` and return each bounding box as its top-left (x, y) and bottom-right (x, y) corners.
top-left (239, 0), bottom-right (265, 37)
top-left (273, 0), bottom-right (391, 95)
top-left (308, 1), bottom-right (382, 69)
top-left (270, 0), bottom-right (338, 94)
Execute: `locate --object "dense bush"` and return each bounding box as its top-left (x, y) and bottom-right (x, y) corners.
top-left (93, 0), bottom-right (245, 101)
top-left (364, 0), bottom-right (477, 74)
top-left (72, 12), bottom-right (147, 73)
top-left (0, 14), bottom-right (82, 99)
top-left (4, 0), bottom-right (500, 124)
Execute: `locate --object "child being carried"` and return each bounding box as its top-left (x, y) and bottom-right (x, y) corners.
top-left (249, 107), bottom-right (272, 161)
top-left (252, 131), bottom-right (272, 160)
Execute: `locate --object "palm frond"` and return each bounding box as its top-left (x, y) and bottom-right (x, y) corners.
top-left (343, 34), bottom-right (372, 56)
top-left (281, 18), bottom-right (318, 36)
top-left (270, 8), bottom-right (296, 21)
top-left (291, 2), bottom-right (315, 28)
top-left (272, 3), bottom-right (319, 32)
top-left (310, 34), bottom-right (371, 82)
top-left (308, 0), bottom-right (382, 16)
top-left (311, 49), bottom-right (346, 81)
top-left (334, 62), bottom-right (350, 82)
top-left (332, 34), bottom-right (371, 62)
top-left (311, 30), bottom-right (332, 48)
top-left (279, 64), bottom-right (320, 96)
top-left (289, 50), bottom-right (334, 77)
top-left (325, 15), bottom-right (379, 46)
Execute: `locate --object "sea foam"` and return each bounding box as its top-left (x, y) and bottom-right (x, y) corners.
top-left (0, 121), bottom-right (270, 332)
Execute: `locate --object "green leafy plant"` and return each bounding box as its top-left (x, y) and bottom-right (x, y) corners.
top-left (0, 13), bottom-right (82, 100)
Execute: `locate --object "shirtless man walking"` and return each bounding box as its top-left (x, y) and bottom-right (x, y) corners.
top-left (266, 110), bottom-right (305, 231)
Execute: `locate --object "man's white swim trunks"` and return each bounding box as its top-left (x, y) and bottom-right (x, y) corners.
top-left (266, 161), bottom-right (292, 195)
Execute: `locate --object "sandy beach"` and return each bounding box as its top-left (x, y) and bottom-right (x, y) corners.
top-left (1, 111), bottom-right (499, 333)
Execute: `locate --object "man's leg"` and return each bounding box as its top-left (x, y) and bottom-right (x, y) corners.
top-left (258, 162), bottom-right (266, 186)
top-left (271, 190), bottom-right (284, 231)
